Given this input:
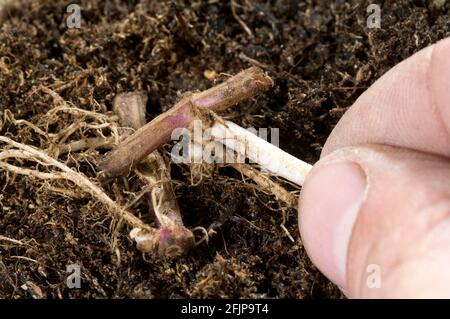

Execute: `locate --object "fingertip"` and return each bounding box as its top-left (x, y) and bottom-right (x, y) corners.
top-left (298, 160), bottom-right (367, 289)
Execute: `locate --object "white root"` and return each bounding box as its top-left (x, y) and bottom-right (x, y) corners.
top-left (57, 137), bottom-right (116, 155)
top-left (210, 120), bottom-right (313, 186)
top-left (0, 235), bottom-right (24, 246)
top-left (0, 136), bottom-right (152, 232)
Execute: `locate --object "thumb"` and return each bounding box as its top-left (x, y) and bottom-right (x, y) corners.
top-left (298, 145), bottom-right (450, 298)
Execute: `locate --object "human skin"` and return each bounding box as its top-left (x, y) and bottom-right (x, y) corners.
top-left (298, 37), bottom-right (450, 298)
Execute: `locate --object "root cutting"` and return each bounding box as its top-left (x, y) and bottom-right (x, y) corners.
top-left (113, 92), bottom-right (195, 256)
top-left (99, 66), bottom-right (312, 187)
top-left (99, 67), bottom-right (273, 178)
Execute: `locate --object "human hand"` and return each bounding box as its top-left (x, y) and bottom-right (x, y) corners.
top-left (298, 37), bottom-right (450, 298)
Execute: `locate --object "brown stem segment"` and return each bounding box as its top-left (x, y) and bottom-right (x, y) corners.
top-left (99, 67), bottom-right (273, 178)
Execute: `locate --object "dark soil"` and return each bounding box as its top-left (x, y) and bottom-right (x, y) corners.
top-left (0, 0), bottom-right (449, 299)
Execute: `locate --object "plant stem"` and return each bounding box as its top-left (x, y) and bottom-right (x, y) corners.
top-left (99, 67), bottom-right (273, 178)
top-left (113, 92), bottom-right (194, 256)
